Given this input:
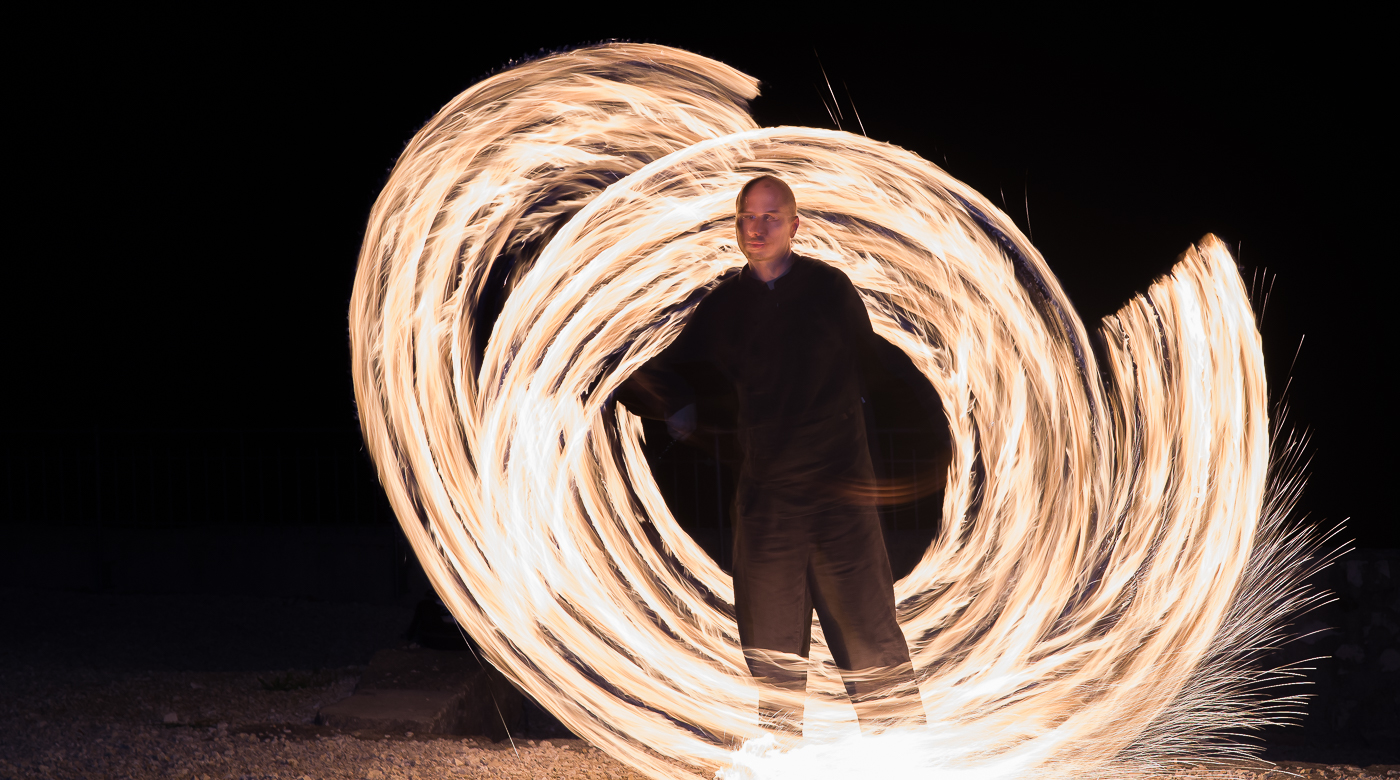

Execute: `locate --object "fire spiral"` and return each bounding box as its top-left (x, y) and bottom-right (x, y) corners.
top-left (349, 43), bottom-right (1319, 779)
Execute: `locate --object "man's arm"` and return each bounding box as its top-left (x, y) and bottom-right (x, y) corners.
top-left (614, 360), bottom-right (698, 439)
top-left (613, 298), bottom-right (713, 440)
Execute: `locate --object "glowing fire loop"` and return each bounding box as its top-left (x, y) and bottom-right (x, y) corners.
top-left (350, 43), bottom-right (1321, 779)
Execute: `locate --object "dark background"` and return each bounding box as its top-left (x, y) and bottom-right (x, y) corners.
top-left (9, 17), bottom-right (1389, 546)
top-left (2, 13), bottom-right (1394, 763)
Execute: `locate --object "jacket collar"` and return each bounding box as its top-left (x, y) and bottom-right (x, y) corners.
top-left (740, 254), bottom-right (803, 289)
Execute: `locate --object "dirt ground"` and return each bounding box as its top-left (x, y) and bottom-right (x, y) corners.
top-left (0, 588), bottom-right (1395, 779)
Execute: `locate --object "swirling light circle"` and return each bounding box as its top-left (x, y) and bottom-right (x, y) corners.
top-left (350, 43), bottom-right (1318, 779)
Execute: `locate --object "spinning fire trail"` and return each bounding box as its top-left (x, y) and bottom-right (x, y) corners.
top-left (349, 44), bottom-right (1321, 779)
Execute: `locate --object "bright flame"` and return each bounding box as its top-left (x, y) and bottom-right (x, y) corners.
top-left (349, 43), bottom-right (1322, 779)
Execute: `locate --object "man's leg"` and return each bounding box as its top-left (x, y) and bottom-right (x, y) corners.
top-left (808, 507), bottom-right (926, 734)
top-left (734, 515), bottom-right (815, 736)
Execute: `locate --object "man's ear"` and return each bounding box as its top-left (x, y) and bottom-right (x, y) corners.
top-left (789, 214), bottom-right (800, 236)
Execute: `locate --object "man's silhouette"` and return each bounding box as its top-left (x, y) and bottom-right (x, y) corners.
top-left (620, 175), bottom-right (940, 735)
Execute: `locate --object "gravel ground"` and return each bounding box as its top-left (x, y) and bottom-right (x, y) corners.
top-left (0, 588), bottom-right (656, 779)
top-left (0, 588), bottom-right (1395, 779)
top-left (2, 663), bottom-right (1396, 780)
top-left (0, 663), bottom-right (629, 779)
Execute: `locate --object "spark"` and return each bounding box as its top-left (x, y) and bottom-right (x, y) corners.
top-left (349, 42), bottom-right (1323, 780)
top-left (814, 84), bottom-right (841, 131)
top-left (1023, 177), bottom-right (1032, 241)
top-left (815, 49), bottom-right (844, 131)
top-left (1261, 267), bottom-right (1277, 324)
top-left (842, 81), bottom-right (867, 137)
top-left (1279, 335), bottom-right (1306, 401)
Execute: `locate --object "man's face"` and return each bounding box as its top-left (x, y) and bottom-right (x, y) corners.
top-left (735, 181), bottom-right (799, 265)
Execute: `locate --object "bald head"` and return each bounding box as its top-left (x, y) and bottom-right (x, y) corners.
top-left (735, 175), bottom-right (796, 213)
top-left (735, 174), bottom-right (799, 271)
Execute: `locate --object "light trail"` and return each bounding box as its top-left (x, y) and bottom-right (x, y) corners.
top-left (349, 43), bottom-right (1324, 779)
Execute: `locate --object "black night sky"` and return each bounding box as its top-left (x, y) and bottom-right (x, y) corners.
top-left (10, 17), bottom-right (1392, 549)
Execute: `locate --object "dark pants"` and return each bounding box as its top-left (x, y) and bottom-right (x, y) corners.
top-left (733, 501), bottom-right (920, 733)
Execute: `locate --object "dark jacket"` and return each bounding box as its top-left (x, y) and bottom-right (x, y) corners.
top-left (619, 255), bottom-right (945, 518)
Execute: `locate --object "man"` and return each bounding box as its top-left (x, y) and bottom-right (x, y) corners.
top-left (620, 174), bottom-right (936, 736)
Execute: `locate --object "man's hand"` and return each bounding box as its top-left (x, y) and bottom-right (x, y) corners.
top-left (666, 403), bottom-right (697, 441)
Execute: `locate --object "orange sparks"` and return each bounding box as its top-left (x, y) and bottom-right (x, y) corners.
top-left (349, 43), bottom-right (1322, 779)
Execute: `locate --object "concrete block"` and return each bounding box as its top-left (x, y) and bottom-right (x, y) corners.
top-left (318, 689), bottom-right (462, 734)
top-left (317, 646), bottom-right (525, 738)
